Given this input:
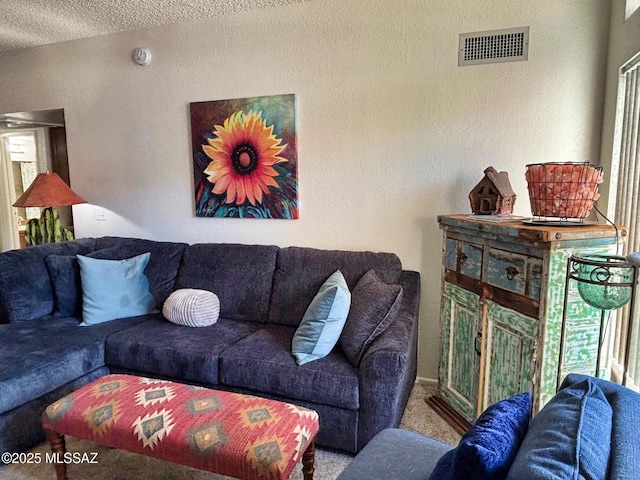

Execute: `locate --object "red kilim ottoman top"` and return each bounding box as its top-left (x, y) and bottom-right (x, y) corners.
top-left (42, 374), bottom-right (319, 480)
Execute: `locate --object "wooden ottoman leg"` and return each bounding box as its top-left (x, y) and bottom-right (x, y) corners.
top-left (45, 429), bottom-right (68, 480)
top-left (302, 438), bottom-right (316, 480)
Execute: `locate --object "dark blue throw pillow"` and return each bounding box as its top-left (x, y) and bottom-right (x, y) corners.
top-left (45, 251), bottom-right (128, 318)
top-left (45, 254), bottom-right (82, 317)
top-left (429, 392), bottom-right (531, 480)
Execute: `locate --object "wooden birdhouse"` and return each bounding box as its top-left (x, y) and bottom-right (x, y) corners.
top-left (469, 166), bottom-right (516, 215)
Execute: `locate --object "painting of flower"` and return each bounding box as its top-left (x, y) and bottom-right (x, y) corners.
top-left (190, 94), bottom-right (298, 219)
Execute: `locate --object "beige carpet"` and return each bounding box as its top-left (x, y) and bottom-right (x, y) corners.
top-left (0, 383), bottom-right (460, 480)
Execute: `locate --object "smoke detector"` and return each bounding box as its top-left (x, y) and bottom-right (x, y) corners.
top-left (133, 48), bottom-right (152, 66)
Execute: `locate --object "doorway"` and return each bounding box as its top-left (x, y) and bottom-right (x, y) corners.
top-left (0, 109), bottom-right (69, 252)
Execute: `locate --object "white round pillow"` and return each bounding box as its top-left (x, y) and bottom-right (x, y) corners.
top-left (162, 289), bottom-right (220, 327)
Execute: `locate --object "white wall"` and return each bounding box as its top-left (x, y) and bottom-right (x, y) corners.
top-left (0, 0), bottom-right (611, 379)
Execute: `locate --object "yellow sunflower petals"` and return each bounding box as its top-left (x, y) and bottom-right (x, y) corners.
top-left (202, 144), bottom-right (219, 160)
top-left (201, 109), bottom-right (290, 208)
top-left (204, 161), bottom-right (232, 183)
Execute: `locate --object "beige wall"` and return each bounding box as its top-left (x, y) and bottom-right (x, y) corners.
top-left (0, 0), bottom-right (611, 380)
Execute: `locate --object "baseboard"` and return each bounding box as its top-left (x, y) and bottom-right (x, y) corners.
top-left (425, 395), bottom-right (471, 435)
top-left (415, 377), bottom-right (471, 435)
top-left (415, 376), bottom-right (437, 387)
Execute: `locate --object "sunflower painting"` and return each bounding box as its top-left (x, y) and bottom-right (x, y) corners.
top-left (190, 94), bottom-right (299, 219)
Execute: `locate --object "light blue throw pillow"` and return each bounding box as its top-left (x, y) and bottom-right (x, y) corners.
top-left (77, 252), bottom-right (156, 326)
top-left (292, 270), bottom-right (351, 365)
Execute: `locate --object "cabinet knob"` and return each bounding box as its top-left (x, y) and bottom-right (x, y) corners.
top-left (458, 252), bottom-right (468, 264)
top-left (506, 266), bottom-right (520, 280)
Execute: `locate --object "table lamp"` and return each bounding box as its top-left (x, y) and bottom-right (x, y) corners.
top-left (12, 172), bottom-right (86, 245)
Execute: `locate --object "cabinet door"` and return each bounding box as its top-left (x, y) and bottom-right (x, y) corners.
top-left (439, 282), bottom-right (481, 422)
top-left (480, 300), bottom-right (538, 411)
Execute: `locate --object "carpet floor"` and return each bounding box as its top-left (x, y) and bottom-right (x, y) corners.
top-left (0, 383), bottom-right (460, 480)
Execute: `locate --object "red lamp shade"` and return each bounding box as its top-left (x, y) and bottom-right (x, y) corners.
top-left (12, 172), bottom-right (86, 208)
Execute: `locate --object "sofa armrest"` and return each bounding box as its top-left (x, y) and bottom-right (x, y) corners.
top-left (561, 374), bottom-right (640, 480)
top-left (337, 428), bottom-right (452, 480)
top-left (357, 270), bottom-right (420, 450)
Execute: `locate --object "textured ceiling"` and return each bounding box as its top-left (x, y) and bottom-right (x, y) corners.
top-left (0, 0), bottom-right (305, 53)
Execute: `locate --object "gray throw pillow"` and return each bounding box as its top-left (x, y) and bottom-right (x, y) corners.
top-left (163, 288), bottom-right (220, 327)
top-left (339, 269), bottom-right (403, 366)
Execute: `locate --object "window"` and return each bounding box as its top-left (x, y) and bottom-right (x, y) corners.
top-left (609, 50), bottom-right (640, 389)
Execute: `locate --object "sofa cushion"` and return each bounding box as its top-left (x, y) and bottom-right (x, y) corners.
top-left (175, 243), bottom-right (278, 322)
top-left (268, 246), bottom-right (403, 326)
top-left (162, 288), bottom-right (220, 327)
top-left (561, 374), bottom-right (640, 480)
top-left (104, 315), bottom-right (261, 385)
top-left (220, 324), bottom-right (359, 409)
top-left (94, 237), bottom-right (188, 309)
top-left (339, 269), bottom-right (403, 367)
top-left (506, 378), bottom-right (612, 480)
top-left (292, 270), bottom-right (351, 365)
top-left (0, 315), bottom-right (151, 414)
top-left (0, 238), bottom-right (95, 323)
top-left (430, 392), bottom-right (531, 480)
top-left (77, 253), bottom-right (156, 326)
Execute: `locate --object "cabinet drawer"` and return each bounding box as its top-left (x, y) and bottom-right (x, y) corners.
top-left (487, 248), bottom-right (542, 300)
top-left (445, 238), bottom-right (483, 280)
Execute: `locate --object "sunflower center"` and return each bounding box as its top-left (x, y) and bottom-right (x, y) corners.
top-left (231, 143), bottom-right (259, 175)
top-left (239, 152), bottom-right (251, 168)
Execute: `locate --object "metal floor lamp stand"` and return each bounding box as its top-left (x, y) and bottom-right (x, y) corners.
top-left (558, 254), bottom-right (638, 390)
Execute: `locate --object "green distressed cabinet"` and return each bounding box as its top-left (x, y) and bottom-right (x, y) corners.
top-left (437, 215), bottom-right (625, 422)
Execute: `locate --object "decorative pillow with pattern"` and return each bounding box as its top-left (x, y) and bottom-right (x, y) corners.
top-left (163, 288), bottom-right (220, 327)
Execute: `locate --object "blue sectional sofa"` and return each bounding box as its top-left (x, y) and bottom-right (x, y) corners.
top-left (337, 374), bottom-right (640, 480)
top-left (0, 237), bottom-right (419, 456)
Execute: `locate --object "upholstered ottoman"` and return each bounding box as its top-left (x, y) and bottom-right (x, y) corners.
top-left (42, 374), bottom-right (319, 480)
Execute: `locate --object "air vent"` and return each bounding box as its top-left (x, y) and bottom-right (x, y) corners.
top-left (459, 27), bottom-right (529, 66)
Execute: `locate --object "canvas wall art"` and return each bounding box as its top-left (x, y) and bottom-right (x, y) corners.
top-left (190, 94), bottom-right (299, 219)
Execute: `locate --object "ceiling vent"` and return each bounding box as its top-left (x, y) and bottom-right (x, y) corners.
top-left (459, 27), bottom-right (529, 66)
